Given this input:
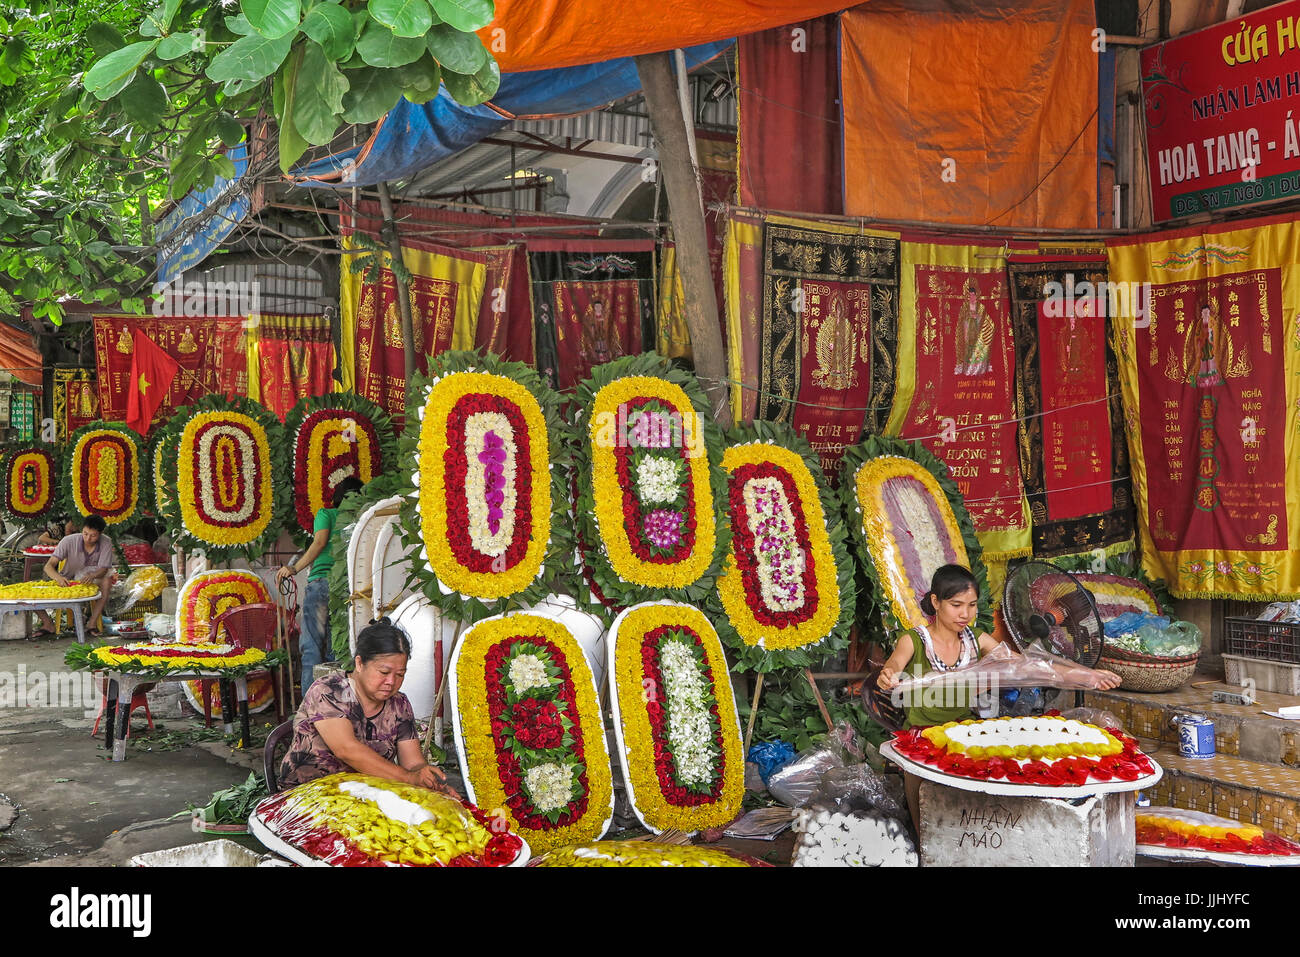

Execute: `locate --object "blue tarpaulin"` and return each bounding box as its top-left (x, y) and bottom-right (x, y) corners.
top-left (293, 41), bottom-right (732, 188)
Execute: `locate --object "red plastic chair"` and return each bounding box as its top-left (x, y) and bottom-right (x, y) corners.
top-left (199, 603), bottom-right (291, 726)
top-left (91, 678), bottom-right (155, 737)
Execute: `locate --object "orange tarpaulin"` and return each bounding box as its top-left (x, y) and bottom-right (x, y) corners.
top-left (0, 322), bottom-right (41, 387)
top-left (840, 0), bottom-right (1098, 229)
top-left (478, 0), bottom-right (852, 72)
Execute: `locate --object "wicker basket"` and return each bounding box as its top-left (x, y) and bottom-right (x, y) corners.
top-left (1097, 651), bottom-right (1199, 693)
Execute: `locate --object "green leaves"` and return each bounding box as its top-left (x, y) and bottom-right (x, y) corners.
top-left (356, 19), bottom-right (428, 67)
top-left (442, 57), bottom-right (499, 106)
top-left (274, 50), bottom-right (309, 170)
top-left (370, 0), bottom-right (435, 38)
top-left (240, 0), bottom-right (302, 40)
top-left (292, 42), bottom-right (348, 146)
top-left (301, 3), bottom-right (355, 60)
top-left (341, 67), bottom-right (404, 125)
top-left (84, 40), bottom-right (158, 100)
top-left (207, 31), bottom-right (294, 83)
top-left (425, 22), bottom-right (487, 75)
top-left (119, 75), bottom-right (167, 124)
top-left (431, 0), bottom-right (495, 33)
top-left (157, 31), bottom-right (202, 60)
top-left (397, 54), bottom-right (442, 105)
top-left (139, 0), bottom-right (183, 39)
top-left (86, 22), bottom-right (127, 58)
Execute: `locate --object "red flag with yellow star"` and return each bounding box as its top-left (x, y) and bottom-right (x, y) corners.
top-left (125, 329), bottom-right (180, 435)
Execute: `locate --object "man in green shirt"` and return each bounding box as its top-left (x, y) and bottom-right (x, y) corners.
top-left (277, 477), bottom-right (364, 693)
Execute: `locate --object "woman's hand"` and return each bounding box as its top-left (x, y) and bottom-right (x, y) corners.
top-left (1089, 669), bottom-right (1123, 691)
top-left (877, 666), bottom-right (900, 691)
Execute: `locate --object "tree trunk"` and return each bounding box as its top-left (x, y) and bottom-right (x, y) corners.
top-left (376, 181), bottom-right (417, 383)
top-left (635, 52), bottom-right (732, 424)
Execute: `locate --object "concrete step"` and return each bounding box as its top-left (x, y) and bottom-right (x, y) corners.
top-left (1139, 737), bottom-right (1300, 841)
top-left (1080, 680), bottom-right (1300, 768)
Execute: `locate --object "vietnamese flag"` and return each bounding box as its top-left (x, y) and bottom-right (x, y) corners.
top-left (125, 329), bottom-right (180, 435)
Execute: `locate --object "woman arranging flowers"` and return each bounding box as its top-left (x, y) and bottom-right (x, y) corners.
top-left (279, 619), bottom-right (457, 795)
top-left (38, 515), bottom-right (117, 636)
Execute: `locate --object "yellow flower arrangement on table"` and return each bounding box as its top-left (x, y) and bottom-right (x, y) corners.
top-left (251, 772), bottom-right (526, 866)
top-left (3, 445), bottom-right (57, 521)
top-left (449, 612), bottom-right (613, 853)
top-left (88, 641), bottom-right (268, 670)
top-left (0, 581), bottom-right (100, 601)
top-left (1136, 807), bottom-right (1300, 858)
top-left (403, 351), bottom-right (571, 620)
top-left (838, 435), bottom-right (991, 646)
top-left (710, 421), bottom-right (855, 672)
top-left (156, 395), bottom-right (288, 561)
top-left (572, 354), bottom-right (730, 614)
top-left (528, 841), bottom-right (764, 867)
top-left (608, 602), bottom-right (745, 835)
top-left (64, 422), bottom-right (143, 526)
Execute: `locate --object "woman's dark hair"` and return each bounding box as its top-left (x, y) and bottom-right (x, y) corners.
top-left (332, 476), bottom-right (365, 509)
top-left (919, 564), bottom-right (979, 616)
top-left (82, 514), bottom-right (106, 532)
top-left (354, 617), bottom-right (411, 664)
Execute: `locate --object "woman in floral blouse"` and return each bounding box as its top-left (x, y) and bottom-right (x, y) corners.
top-left (279, 619), bottom-right (458, 795)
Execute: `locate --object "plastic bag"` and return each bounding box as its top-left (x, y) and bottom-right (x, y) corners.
top-left (1104, 611), bottom-right (1169, 637)
top-left (767, 741), bottom-right (846, 808)
top-left (1258, 600), bottom-right (1300, 623)
top-left (747, 741), bottom-right (797, 785)
top-left (144, 614), bottom-right (176, 638)
top-left (1139, 620), bottom-right (1201, 657)
top-left (817, 765), bottom-right (909, 822)
top-left (892, 643), bottom-right (1115, 705)
top-left (1060, 706), bottom-right (1126, 733)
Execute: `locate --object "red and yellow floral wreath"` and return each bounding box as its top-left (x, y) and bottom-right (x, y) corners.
top-left (4, 445), bottom-right (57, 521)
top-left (176, 570), bottom-right (270, 645)
top-left (451, 613), bottom-right (613, 853)
top-left (65, 422), bottom-right (143, 526)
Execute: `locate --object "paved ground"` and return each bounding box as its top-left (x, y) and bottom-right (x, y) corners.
top-left (0, 634), bottom-right (266, 866)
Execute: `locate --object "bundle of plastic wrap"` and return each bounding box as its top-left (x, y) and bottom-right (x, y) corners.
top-left (791, 809), bottom-right (917, 867)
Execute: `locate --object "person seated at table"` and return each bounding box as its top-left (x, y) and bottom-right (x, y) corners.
top-left (35, 515), bottom-right (118, 637)
top-left (38, 516), bottom-right (77, 546)
top-left (278, 619), bottom-right (458, 796)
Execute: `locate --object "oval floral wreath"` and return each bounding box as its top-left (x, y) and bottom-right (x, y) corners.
top-left (449, 612), bottom-right (614, 853)
top-left (401, 350), bottom-right (571, 621)
top-left (156, 395), bottom-right (288, 561)
top-left (571, 354), bottom-right (730, 615)
top-left (607, 601), bottom-right (746, 835)
top-left (1, 444), bottom-right (58, 524)
top-left (146, 426), bottom-right (176, 521)
top-left (63, 421), bottom-right (144, 526)
top-left (284, 392), bottom-right (396, 547)
top-left (708, 421), bottom-right (856, 672)
top-left (176, 569), bottom-right (271, 644)
top-left (838, 434), bottom-right (991, 647)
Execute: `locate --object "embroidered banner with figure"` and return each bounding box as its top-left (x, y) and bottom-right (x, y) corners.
top-left (247, 314), bottom-right (335, 421)
top-left (339, 241), bottom-right (487, 419)
top-left (755, 215), bottom-right (900, 476)
top-left (471, 245), bottom-right (534, 366)
top-left (1008, 257), bottom-right (1135, 558)
top-left (93, 316), bottom-right (249, 428)
top-left (886, 237), bottom-right (1032, 562)
top-left (529, 241), bottom-right (656, 392)
top-left (1108, 215), bottom-right (1300, 599)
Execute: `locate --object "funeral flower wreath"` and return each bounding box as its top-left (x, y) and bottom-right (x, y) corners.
top-left (1, 443), bottom-right (58, 524)
top-left (64, 421), bottom-right (144, 527)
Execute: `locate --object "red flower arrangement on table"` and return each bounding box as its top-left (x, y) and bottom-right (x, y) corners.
top-left (1136, 808), bottom-right (1300, 857)
top-left (890, 714), bottom-right (1156, 787)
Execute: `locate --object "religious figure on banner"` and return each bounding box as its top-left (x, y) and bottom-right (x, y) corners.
top-left (811, 291), bottom-right (860, 391)
top-left (952, 278), bottom-right (995, 376)
top-left (115, 327), bottom-right (133, 354)
top-left (578, 298), bottom-right (621, 367)
top-left (1167, 298), bottom-right (1251, 386)
top-left (178, 326), bottom-right (197, 354)
top-left (1055, 307), bottom-right (1098, 384)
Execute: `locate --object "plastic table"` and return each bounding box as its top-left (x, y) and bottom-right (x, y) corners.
top-left (0, 595), bottom-right (94, 642)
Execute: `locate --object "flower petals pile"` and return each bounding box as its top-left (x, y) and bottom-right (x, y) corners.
top-left (2, 445), bottom-right (57, 522)
top-left (406, 352), bottom-right (568, 618)
top-left (450, 612), bottom-right (613, 853)
top-left (839, 436), bottom-right (990, 643)
top-left (1136, 807), bottom-right (1300, 858)
top-left (0, 581), bottom-right (100, 600)
top-left (608, 602), bottom-right (745, 834)
top-left (176, 570), bottom-right (270, 644)
top-left (286, 393), bottom-right (395, 545)
top-left (890, 715), bottom-right (1157, 787)
top-left (528, 841), bottom-right (765, 867)
top-left (89, 641), bottom-right (267, 671)
top-left (252, 773), bottom-right (526, 867)
top-left (573, 355), bottom-right (729, 611)
top-left (157, 396), bottom-right (287, 560)
top-left (65, 422), bottom-right (143, 526)
top-left (711, 423), bottom-right (855, 671)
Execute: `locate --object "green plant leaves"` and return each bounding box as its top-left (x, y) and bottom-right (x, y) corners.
top-left (240, 0), bottom-right (302, 40)
top-left (370, 0), bottom-right (435, 38)
top-left (356, 19), bottom-right (428, 67)
top-left (431, 0), bottom-right (495, 33)
top-left (397, 54), bottom-right (441, 104)
top-left (207, 31), bottom-right (293, 83)
top-left (86, 22), bottom-right (127, 58)
top-left (157, 31), bottom-right (201, 60)
top-left (424, 22), bottom-right (487, 75)
top-left (292, 41), bottom-right (348, 146)
top-left (340, 66), bottom-right (405, 124)
top-left (214, 113), bottom-right (246, 147)
top-left (301, 3), bottom-right (355, 60)
top-left (274, 48), bottom-right (309, 171)
top-left (84, 40), bottom-right (158, 100)
top-left (139, 0), bottom-right (182, 39)
top-left (119, 75), bottom-right (167, 124)
top-left (442, 57), bottom-right (499, 106)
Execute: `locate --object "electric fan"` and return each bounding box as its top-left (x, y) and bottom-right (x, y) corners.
top-left (1002, 560), bottom-right (1106, 669)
